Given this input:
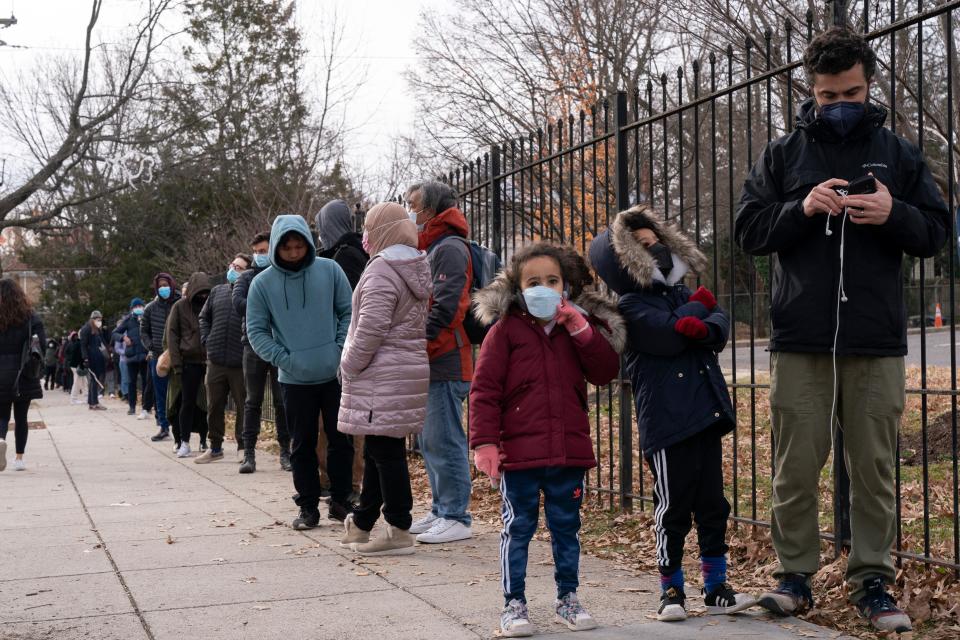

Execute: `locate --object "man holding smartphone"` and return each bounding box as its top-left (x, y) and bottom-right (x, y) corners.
top-left (735, 27), bottom-right (948, 632)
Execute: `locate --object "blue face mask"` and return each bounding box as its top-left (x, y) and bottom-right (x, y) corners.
top-left (253, 253), bottom-right (270, 268)
top-left (819, 101), bottom-right (866, 138)
top-left (132, 307), bottom-right (144, 317)
top-left (158, 286), bottom-right (171, 299)
top-left (226, 268), bottom-right (240, 284)
top-left (522, 285), bottom-right (562, 320)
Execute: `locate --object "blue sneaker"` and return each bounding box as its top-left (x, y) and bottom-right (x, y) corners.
top-left (856, 576), bottom-right (912, 633)
top-left (757, 573), bottom-right (813, 616)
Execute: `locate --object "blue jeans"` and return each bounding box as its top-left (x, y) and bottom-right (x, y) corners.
top-left (149, 358), bottom-right (170, 429)
top-left (418, 380), bottom-right (472, 526)
top-left (119, 358), bottom-right (130, 397)
top-left (500, 466), bottom-right (586, 604)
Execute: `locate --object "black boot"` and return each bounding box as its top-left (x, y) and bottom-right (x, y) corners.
top-left (150, 428), bottom-right (170, 442)
top-left (239, 450), bottom-right (256, 474)
top-left (279, 448), bottom-right (292, 472)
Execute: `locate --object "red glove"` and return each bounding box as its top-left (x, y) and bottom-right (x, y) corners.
top-left (674, 316), bottom-right (708, 340)
top-left (689, 286), bottom-right (717, 311)
top-left (474, 445), bottom-right (501, 480)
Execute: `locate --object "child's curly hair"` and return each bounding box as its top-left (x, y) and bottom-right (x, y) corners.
top-left (506, 242), bottom-right (594, 299)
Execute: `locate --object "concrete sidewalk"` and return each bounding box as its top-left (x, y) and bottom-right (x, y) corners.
top-left (1, 393), bottom-right (850, 640)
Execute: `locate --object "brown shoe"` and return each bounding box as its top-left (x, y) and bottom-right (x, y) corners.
top-left (340, 514), bottom-right (370, 547)
top-left (194, 449), bottom-right (224, 464)
top-left (350, 524), bottom-right (415, 556)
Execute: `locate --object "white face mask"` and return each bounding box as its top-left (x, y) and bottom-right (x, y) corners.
top-left (94, 320), bottom-right (103, 329)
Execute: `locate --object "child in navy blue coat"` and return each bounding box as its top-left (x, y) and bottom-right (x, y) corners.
top-left (589, 204), bottom-right (756, 621)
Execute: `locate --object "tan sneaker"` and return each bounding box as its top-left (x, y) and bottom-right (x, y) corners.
top-left (350, 524), bottom-right (415, 556)
top-left (340, 513), bottom-right (370, 547)
top-left (194, 449), bottom-right (224, 464)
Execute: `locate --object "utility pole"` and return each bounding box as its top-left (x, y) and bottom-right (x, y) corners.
top-left (827, 0), bottom-right (848, 27)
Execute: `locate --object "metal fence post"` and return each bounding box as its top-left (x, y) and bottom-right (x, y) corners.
top-left (490, 144), bottom-right (503, 258)
top-left (613, 90), bottom-right (634, 512)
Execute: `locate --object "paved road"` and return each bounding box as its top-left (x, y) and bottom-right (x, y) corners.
top-left (0, 392), bottom-right (852, 640)
top-left (718, 327), bottom-right (957, 373)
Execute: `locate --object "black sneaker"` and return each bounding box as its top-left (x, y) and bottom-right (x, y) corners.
top-left (657, 586), bottom-right (687, 622)
top-left (150, 429), bottom-right (170, 442)
top-left (704, 582), bottom-right (757, 615)
top-left (856, 576), bottom-right (912, 633)
top-left (757, 573), bottom-right (813, 616)
top-left (291, 508), bottom-right (320, 530)
top-left (279, 449), bottom-right (292, 472)
top-left (199, 440), bottom-right (208, 453)
top-left (328, 500), bottom-right (354, 523)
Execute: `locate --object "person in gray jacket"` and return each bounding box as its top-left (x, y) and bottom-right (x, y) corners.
top-left (195, 254), bottom-right (251, 463)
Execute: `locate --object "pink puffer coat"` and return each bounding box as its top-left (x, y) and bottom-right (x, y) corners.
top-left (338, 245), bottom-right (432, 437)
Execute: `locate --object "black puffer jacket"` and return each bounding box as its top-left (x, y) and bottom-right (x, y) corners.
top-left (735, 99), bottom-right (949, 356)
top-left (590, 207), bottom-right (734, 457)
top-left (199, 283), bottom-right (245, 368)
top-left (233, 264), bottom-right (267, 348)
top-left (0, 313), bottom-right (47, 402)
top-left (141, 273), bottom-right (181, 356)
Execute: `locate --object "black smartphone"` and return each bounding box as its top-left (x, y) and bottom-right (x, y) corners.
top-left (832, 175), bottom-right (877, 197)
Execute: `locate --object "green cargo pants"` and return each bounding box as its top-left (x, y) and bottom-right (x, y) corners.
top-left (769, 352), bottom-right (904, 603)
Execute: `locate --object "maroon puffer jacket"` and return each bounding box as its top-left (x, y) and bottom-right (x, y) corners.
top-left (468, 276), bottom-right (626, 471)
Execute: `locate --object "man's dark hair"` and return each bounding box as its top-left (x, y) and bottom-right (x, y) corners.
top-left (803, 27), bottom-right (877, 82)
top-left (250, 231), bottom-right (270, 246)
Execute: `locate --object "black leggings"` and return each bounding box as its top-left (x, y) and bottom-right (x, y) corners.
top-left (178, 363), bottom-right (206, 444)
top-left (0, 398), bottom-right (31, 454)
top-left (353, 435), bottom-right (413, 531)
top-left (126, 360), bottom-right (149, 413)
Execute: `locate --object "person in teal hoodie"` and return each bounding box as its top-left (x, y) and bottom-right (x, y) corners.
top-left (246, 214), bottom-right (355, 530)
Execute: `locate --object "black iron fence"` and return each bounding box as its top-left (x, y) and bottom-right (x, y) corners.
top-left (441, 0), bottom-right (960, 572)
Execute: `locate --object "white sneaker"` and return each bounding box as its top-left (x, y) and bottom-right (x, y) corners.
top-left (176, 443), bottom-right (191, 458)
top-left (137, 410), bottom-right (149, 420)
top-left (409, 512), bottom-right (440, 534)
top-left (0, 439), bottom-right (6, 472)
top-left (415, 518), bottom-right (472, 544)
top-left (13, 458), bottom-right (26, 471)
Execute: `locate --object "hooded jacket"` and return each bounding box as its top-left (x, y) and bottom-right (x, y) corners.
top-left (468, 274), bottom-right (625, 471)
top-left (418, 207), bottom-right (474, 382)
top-left (233, 262), bottom-right (267, 348)
top-left (165, 272), bottom-right (211, 367)
top-left (338, 245), bottom-right (433, 438)
top-left (735, 99), bottom-right (949, 356)
top-left (590, 206), bottom-right (735, 457)
top-left (79, 320), bottom-right (107, 367)
top-left (112, 313), bottom-right (147, 363)
top-left (141, 273), bottom-right (181, 356)
top-left (316, 200), bottom-right (368, 289)
top-left (199, 282), bottom-right (245, 368)
top-left (0, 312), bottom-right (46, 403)
top-left (246, 215), bottom-right (353, 385)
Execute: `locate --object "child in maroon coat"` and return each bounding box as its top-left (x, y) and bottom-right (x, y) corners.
top-left (469, 242), bottom-right (625, 637)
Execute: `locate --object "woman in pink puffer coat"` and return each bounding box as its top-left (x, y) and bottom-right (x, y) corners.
top-left (338, 201), bottom-right (432, 556)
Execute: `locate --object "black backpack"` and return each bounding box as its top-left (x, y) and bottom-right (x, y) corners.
top-left (438, 237), bottom-right (503, 344)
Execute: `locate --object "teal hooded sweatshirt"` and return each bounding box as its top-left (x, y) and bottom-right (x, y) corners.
top-left (246, 214), bottom-right (352, 385)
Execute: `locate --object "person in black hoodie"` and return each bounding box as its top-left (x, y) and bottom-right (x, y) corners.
top-left (590, 206), bottom-right (755, 622)
top-left (143, 273), bottom-right (181, 440)
top-left (233, 231), bottom-right (291, 473)
top-left (735, 28), bottom-right (948, 633)
top-left (79, 310), bottom-right (108, 410)
top-left (315, 199), bottom-right (370, 499)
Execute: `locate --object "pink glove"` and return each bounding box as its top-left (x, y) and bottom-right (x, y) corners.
top-left (555, 299), bottom-right (593, 344)
top-left (474, 445), bottom-right (501, 480)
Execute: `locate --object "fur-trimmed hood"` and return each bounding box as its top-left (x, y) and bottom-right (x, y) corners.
top-left (589, 205), bottom-right (707, 294)
top-left (472, 273), bottom-right (627, 353)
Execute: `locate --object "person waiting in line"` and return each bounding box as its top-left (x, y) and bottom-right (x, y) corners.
top-left (233, 231), bottom-right (292, 474)
top-left (165, 272), bottom-right (212, 458)
top-left (470, 242), bottom-right (624, 636)
top-left (0, 278), bottom-right (47, 472)
top-left (142, 273), bottom-right (180, 440)
top-left (195, 254), bottom-right (251, 464)
top-left (79, 310), bottom-right (108, 411)
top-left (590, 206), bottom-right (756, 623)
top-left (338, 202), bottom-right (430, 556)
top-left (246, 214), bottom-right (354, 529)
top-left (113, 298), bottom-right (150, 417)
